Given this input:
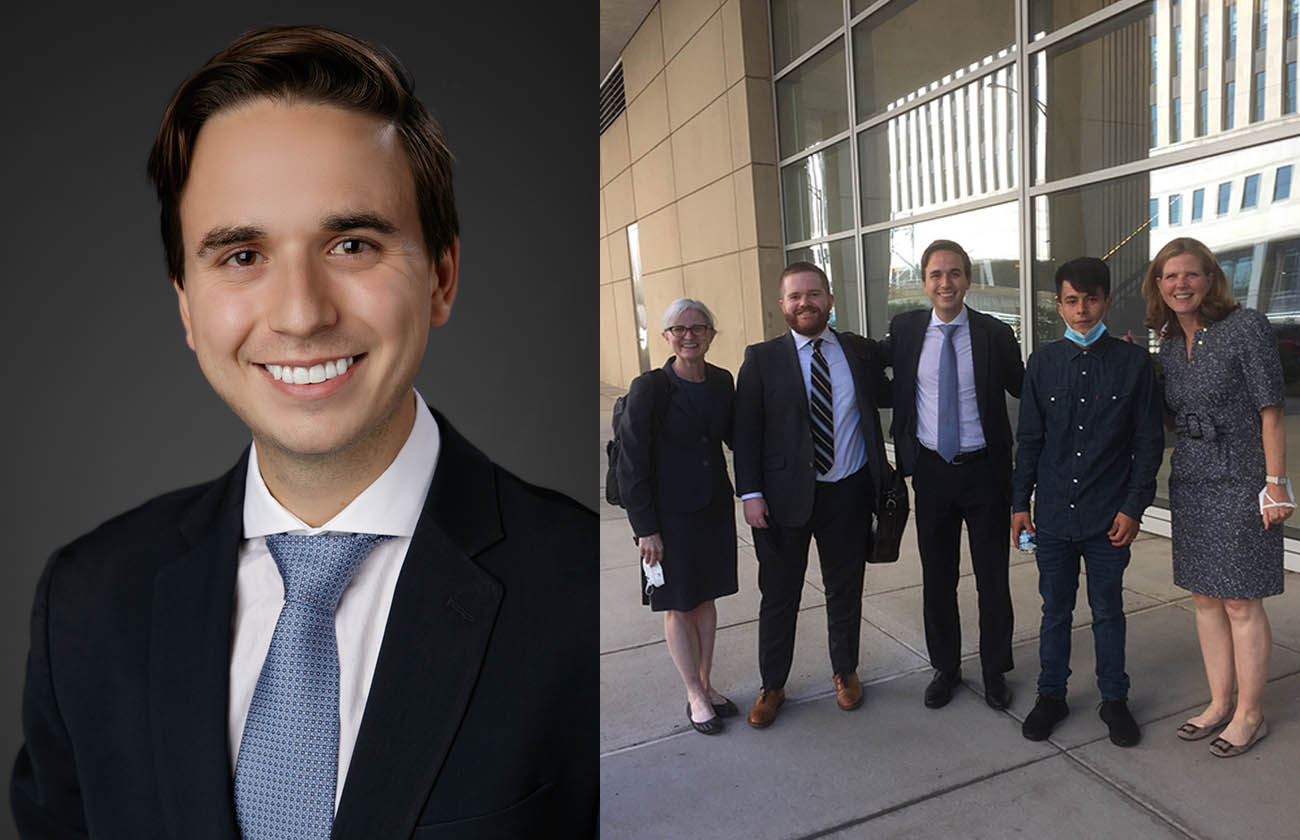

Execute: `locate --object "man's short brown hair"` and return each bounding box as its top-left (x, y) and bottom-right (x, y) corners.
top-left (147, 25), bottom-right (458, 285)
top-left (920, 239), bottom-right (972, 279)
top-left (780, 261), bottom-right (831, 293)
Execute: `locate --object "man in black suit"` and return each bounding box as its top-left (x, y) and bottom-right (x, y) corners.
top-left (882, 239), bottom-right (1024, 712)
top-left (734, 262), bottom-right (890, 728)
top-left (10, 27), bottom-right (595, 838)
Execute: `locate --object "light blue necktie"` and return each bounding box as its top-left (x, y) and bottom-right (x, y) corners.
top-left (234, 532), bottom-right (391, 840)
top-left (937, 323), bottom-right (960, 462)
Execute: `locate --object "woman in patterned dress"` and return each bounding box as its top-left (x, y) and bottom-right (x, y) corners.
top-left (1142, 237), bottom-right (1292, 757)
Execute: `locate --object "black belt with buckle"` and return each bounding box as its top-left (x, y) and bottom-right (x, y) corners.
top-left (923, 445), bottom-right (988, 465)
top-left (1174, 411), bottom-right (1217, 441)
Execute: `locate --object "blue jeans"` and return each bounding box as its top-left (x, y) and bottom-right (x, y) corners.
top-left (1035, 531), bottom-right (1130, 701)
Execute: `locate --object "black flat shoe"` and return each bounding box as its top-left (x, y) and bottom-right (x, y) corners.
top-left (983, 672), bottom-right (1012, 711)
top-left (711, 696), bottom-right (740, 718)
top-left (687, 702), bottom-right (724, 735)
top-left (924, 669), bottom-right (962, 709)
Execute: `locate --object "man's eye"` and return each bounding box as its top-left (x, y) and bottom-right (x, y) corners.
top-left (329, 239), bottom-right (371, 256)
top-left (224, 250), bottom-right (259, 267)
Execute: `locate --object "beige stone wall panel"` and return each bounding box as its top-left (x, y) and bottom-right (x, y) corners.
top-left (756, 246), bottom-right (787, 339)
top-left (742, 77), bottom-right (778, 164)
top-left (736, 0), bottom-right (771, 77)
top-left (626, 73), bottom-right (671, 162)
top-left (750, 163), bottom-right (783, 247)
top-left (677, 176), bottom-right (738, 264)
top-left (611, 279), bottom-right (643, 388)
top-left (641, 267), bottom-right (687, 364)
top-left (609, 226), bottom-right (632, 281)
top-left (637, 204), bottom-right (683, 275)
top-left (720, 0), bottom-right (745, 87)
top-left (664, 15), bottom-right (727, 131)
top-left (603, 169), bottom-right (637, 232)
top-left (660, 0), bottom-right (723, 61)
top-left (599, 190), bottom-right (607, 237)
top-left (600, 113), bottom-right (631, 187)
top-left (621, 6), bottom-right (665, 101)
top-left (682, 252), bottom-right (745, 374)
top-left (599, 282), bottom-right (624, 385)
top-left (671, 96), bottom-right (734, 198)
top-left (631, 139), bottom-right (677, 218)
top-left (599, 234), bottom-right (612, 286)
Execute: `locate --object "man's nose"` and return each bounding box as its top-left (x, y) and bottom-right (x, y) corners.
top-left (267, 255), bottom-right (338, 337)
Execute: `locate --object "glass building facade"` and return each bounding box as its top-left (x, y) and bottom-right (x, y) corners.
top-left (771, 0), bottom-right (1300, 547)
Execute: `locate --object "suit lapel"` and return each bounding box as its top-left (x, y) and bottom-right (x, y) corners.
top-left (901, 311), bottom-right (927, 425)
top-left (967, 309), bottom-right (991, 423)
top-left (331, 412), bottom-right (505, 839)
top-left (149, 454), bottom-right (245, 840)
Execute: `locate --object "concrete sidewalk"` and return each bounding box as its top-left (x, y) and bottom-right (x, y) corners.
top-left (599, 382), bottom-right (1300, 840)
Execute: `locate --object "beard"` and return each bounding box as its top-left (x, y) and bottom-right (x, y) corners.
top-left (783, 305), bottom-right (830, 336)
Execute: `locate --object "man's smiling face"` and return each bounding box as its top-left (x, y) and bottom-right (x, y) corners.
top-left (174, 98), bottom-right (457, 465)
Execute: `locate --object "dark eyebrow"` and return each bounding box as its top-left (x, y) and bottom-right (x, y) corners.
top-left (196, 225), bottom-right (266, 258)
top-left (320, 212), bottom-right (398, 236)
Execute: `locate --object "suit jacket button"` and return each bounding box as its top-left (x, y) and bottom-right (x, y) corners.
top-left (702, 459), bottom-right (710, 466)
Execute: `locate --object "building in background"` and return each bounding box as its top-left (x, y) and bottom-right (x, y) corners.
top-left (600, 0), bottom-right (1300, 562)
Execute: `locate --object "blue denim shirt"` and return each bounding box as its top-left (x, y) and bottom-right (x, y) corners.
top-left (1012, 334), bottom-right (1165, 540)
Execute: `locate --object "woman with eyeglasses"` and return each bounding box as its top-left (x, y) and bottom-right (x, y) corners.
top-left (616, 298), bottom-right (739, 735)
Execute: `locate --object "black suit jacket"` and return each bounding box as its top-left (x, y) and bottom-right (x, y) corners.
top-left (11, 410), bottom-right (596, 839)
top-left (733, 329), bottom-right (890, 528)
top-left (881, 307), bottom-right (1025, 479)
top-left (617, 359), bottom-right (734, 539)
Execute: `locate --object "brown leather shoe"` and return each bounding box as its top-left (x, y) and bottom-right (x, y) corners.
top-left (833, 672), bottom-right (863, 710)
top-left (747, 688), bottom-right (785, 728)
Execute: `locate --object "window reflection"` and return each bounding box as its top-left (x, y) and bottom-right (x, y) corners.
top-left (776, 38), bottom-right (848, 158)
top-left (786, 237), bottom-right (862, 334)
top-left (781, 140), bottom-right (854, 243)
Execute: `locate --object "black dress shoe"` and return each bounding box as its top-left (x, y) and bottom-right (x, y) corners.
top-left (687, 702), bottom-right (724, 735)
top-left (924, 669), bottom-right (962, 708)
top-left (983, 672), bottom-right (1012, 710)
top-left (1022, 694), bottom-right (1069, 741)
top-left (711, 696), bottom-right (740, 718)
top-left (1099, 699), bottom-right (1140, 747)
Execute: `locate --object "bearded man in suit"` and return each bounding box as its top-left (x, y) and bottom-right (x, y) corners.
top-left (10, 26), bottom-right (595, 839)
top-left (733, 262), bottom-right (890, 729)
top-left (881, 239), bottom-right (1024, 713)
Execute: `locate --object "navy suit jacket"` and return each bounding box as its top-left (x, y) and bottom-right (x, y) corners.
top-left (11, 410), bottom-right (596, 838)
top-left (733, 329), bottom-right (891, 528)
top-left (881, 307), bottom-right (1024, 479)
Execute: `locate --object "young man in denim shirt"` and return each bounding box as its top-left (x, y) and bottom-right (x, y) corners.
top-left (1012, 257), bottom-right (1164, 746)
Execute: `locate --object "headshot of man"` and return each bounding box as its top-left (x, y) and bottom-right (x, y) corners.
top-left (5, 10), bottom-right (594, 840)
top-left (881, 239), bottom-right (1024, 712)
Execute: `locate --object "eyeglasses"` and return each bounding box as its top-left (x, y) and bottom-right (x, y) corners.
top-left (665, 324), bottom-right (712, 337)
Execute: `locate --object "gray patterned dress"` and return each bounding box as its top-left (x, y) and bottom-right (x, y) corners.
top-left (1160, 307), bottom-right (1286, 598)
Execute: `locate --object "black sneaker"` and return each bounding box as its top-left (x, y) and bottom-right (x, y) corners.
top-left (1022, 694), bottom-right (1069, 741)
top-left (1099, 700), bottom-right (1141, 747)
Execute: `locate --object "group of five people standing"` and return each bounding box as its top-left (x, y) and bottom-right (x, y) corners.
top-left (617, 236), bottom-right (1289, 758)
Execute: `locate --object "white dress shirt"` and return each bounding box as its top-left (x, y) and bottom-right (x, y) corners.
top-left (228, 391), bottom-right (439, 810)
top-left (793, 329), bottom-right (867, 482)
top-left (916, 307), bottom-right (987, 454)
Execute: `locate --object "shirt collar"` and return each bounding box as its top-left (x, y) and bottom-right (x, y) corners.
top-left (928, 306), bottom-right (970, 329)
top-left (242, 389), bottom-right (440, 539)
top-left (1061, 332), bottom-right (1115, 359)
top-left (791, 327), bottom-right (837, 351)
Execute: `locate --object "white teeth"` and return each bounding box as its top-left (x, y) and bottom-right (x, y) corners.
top-left (266, 356), bottom-right (354, 383)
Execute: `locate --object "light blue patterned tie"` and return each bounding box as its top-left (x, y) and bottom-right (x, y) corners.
top-left (937, 323), bottom-right (960, 462)
top-left (234, 532), bottom-right (391, 840)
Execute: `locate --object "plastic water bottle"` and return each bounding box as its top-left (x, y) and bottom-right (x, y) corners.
top-left (1017, 531), bottom-right (1037, 554)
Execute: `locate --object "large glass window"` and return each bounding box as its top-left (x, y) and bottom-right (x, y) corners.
top-left (771, 0), bottom-right (844, 69)
top-left (861, 201), bottom-right (1021, 339)
top-left (1192, 187), bottom-right (1206, 220)
top-left (786, 237), bottom-right (863, 333)
top-left (851, 0), bottom-right (1014, 124)
top-left (1169, 193), bottom-right (1182, 224)
top-left (1198, 89), bottom-right (1208, 136)
top-left (1253, 71), bottom-right (1266, 122)
top-left (1287, 62), bottom-right (1297, 114)
top-left (1228, 3), bottom-right (1238, 58)
top-left (1031, 4), bottom-right (1155, 184)
top-left (1277, 165), bottom-right (1294, 200)
top-left (782, 140), bottom-right (855, 242)
top-left (1226, 80), bottom-right (1237, 129)
top-left (776, 38), bottom-right (848, 157)
top-left (1029, 0), bottom-right (1123, 36)
top-left (1218, 181), bottom-right (1233, 213)
top-left (1243, 172), bottom-right (1262, 207)
top-left (1172, 96), bottom-right (1182, 141)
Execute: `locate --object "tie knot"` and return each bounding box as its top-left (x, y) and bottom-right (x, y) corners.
top-left (812, 338), bottom-right (824, 352)
top-left (940, 323), bottom-right (958, 338)
top-left (263, 532), bottom-right (391, 612)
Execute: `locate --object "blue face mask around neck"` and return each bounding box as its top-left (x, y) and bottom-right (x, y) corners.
top-left (1064, 321), bottom-right (1107, 346)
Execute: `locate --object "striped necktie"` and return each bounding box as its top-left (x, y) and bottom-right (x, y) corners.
top-left (811, 338), bottom-right (834, 475)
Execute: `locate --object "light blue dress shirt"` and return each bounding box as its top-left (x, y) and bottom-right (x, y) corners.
top-left (916, 307), bottom-right (986, 454)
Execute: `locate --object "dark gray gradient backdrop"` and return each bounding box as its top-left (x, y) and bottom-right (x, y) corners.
top-left (0, 4), bottom-right (594, 833)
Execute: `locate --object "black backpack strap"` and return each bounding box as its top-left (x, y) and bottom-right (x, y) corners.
top-left (649, 368), bottom-right (670, 429)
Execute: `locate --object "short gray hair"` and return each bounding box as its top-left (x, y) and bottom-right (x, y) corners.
top-left (661, 298), bottom-right (717, 331)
